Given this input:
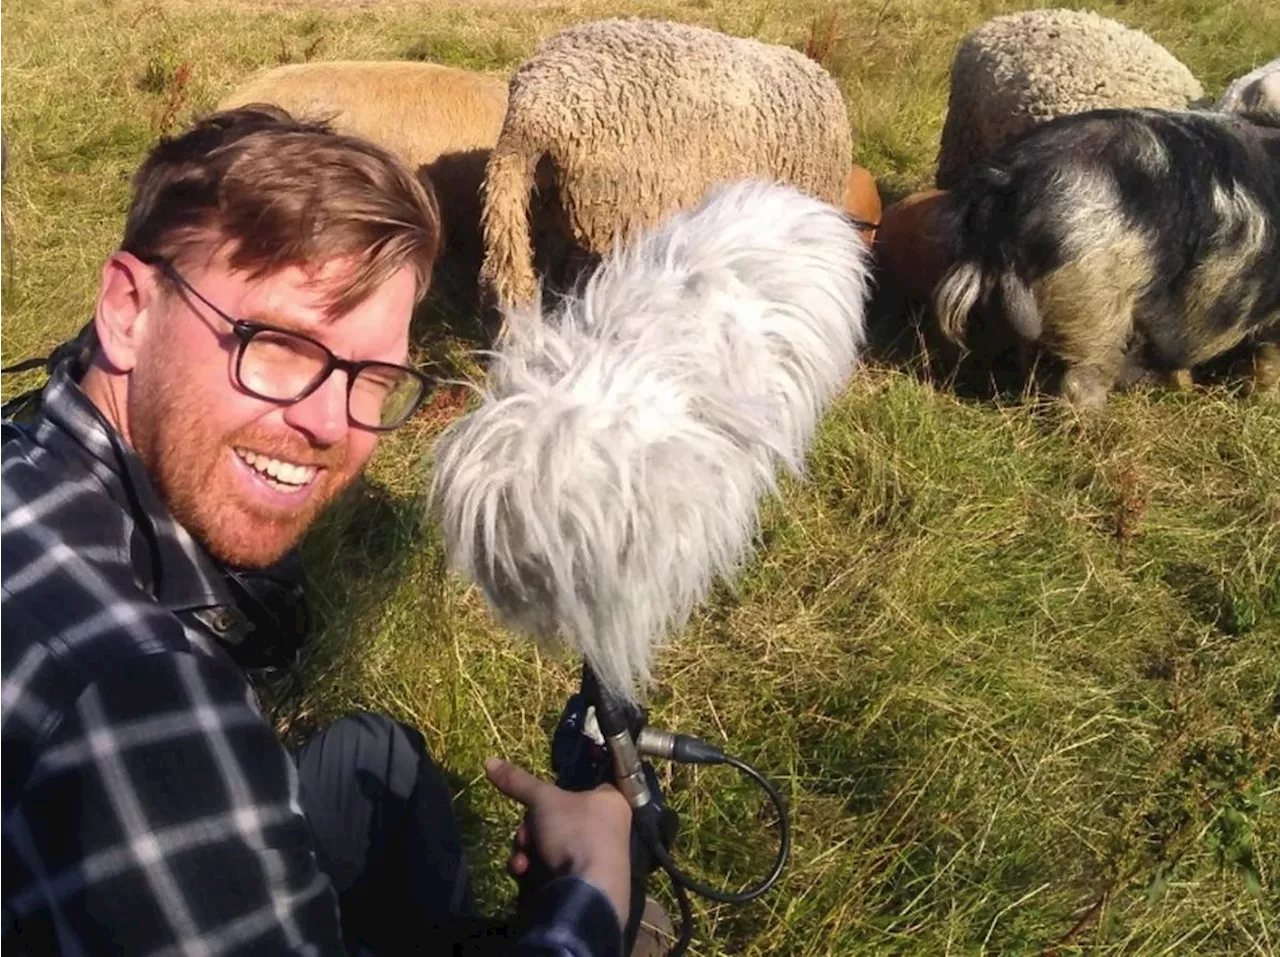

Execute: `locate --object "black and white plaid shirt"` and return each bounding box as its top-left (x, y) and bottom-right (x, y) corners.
top-left (2, 359), bottom-right (623, 957)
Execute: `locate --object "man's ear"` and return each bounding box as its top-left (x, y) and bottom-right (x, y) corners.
top-left (94, 252), bottom-right (162, 373)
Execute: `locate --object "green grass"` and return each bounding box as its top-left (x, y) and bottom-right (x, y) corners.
top-left (3, 0), bottom-right (1279, 953)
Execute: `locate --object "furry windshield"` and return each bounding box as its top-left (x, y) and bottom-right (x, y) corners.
top-left (429, 178), bottom-right (873, 704)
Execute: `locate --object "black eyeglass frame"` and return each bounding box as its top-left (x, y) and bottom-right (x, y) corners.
top-left (147, 257), bottom-right (434, 432)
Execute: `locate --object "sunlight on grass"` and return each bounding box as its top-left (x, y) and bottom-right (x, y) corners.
top-left (3, 0), bottom-right (1278, 951)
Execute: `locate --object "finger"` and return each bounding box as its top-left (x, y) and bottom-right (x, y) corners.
top-left (484, 757), bottom-right (551, 808)
top-left (508, 851), bottom-right (529, 878)
top-left (513, 822), bottom-right (529, 850)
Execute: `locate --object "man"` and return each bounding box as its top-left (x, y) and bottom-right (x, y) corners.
top-left (2, 106), bottom-right (635, 956)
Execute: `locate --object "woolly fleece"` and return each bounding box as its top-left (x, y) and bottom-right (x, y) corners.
top-left (935, 9), bottom-right (1203, 188)
top-left (480, 18), bottom-right (853, 312)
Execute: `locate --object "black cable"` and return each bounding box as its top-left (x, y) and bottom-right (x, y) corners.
top-left (625, 749), bottom-right (788, 956)
top-left (638, 750), bottom-right (791, 907)
top-left (663, 872), bottom-right (695, 957)
top-left (583, 674), bottom-right (790, 952)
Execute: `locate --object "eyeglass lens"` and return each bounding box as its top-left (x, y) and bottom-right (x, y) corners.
top-left (238, 331), bottom-right (424, 429)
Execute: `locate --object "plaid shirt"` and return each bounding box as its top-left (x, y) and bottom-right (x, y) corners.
top-left (2, 359), bottom-right (623, 957)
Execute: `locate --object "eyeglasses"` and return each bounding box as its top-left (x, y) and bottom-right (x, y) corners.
top-left (151, 258), bottom-right (434, 431)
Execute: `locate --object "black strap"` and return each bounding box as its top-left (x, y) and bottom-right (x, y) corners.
top-left (2, 363), bottom-right (54, 444)
top-left (2, 384), bottom-right (47, 422)
top-left (1, 320), bottom-right (98, 422)
top-left (1, 349), bottom-right (49, 420)
top-left (0, 355), bottom-right (54, 375)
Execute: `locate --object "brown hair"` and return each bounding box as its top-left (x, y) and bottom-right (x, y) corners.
top-left (122, 104), bottom-right (441, 315)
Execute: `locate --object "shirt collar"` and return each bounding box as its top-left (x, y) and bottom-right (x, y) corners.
top-left (36, 354), bottom-right (234, 613)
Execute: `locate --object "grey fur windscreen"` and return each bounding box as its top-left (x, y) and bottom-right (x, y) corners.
top-left (428, 179), bottom-right (874, 705)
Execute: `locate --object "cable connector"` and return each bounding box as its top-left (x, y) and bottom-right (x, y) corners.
top-left (636, 728), bottom-right (727, 765)
top-left (605, 729), bottom-right (653, 808)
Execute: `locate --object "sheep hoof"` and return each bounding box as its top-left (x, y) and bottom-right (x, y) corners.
top-left (1164, 368), bottom-right (1195, 391)
top-left (1248, 343), bottom-right (1280, 397)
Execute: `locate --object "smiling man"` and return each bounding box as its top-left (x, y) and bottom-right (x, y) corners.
top-left (2, 107), bottom-right (635, 957)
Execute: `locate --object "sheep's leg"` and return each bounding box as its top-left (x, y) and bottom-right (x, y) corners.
top-left (1128, 365), bottom-right (1194, 391)
top-left (1014, 337), bottom-right (1040, 378)
top-left (1250, 336), bottom-right (1280, 395)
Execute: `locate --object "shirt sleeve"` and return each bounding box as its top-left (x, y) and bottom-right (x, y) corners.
top-left (10, 641), bottom-right (627, 957)
top-left (10, 647), bottom-right (347, 956)
top-left (514, 876), bottom-right (626, 957)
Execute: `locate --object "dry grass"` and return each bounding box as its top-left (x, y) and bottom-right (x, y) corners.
top-left (3, 0), bottom-right (1279, 952)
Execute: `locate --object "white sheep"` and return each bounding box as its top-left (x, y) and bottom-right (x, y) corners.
top-left (934, 8), bottom-right (1204, 188)
top-left (217, 61), bottom-right (510, 264)
top-left (478, 18), bottom-right (856, 316)
top-left (1216, 57), bottom-right (1280, 122)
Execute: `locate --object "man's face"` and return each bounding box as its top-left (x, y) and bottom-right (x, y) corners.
top-left (128, 253), bottom-right (419, 568)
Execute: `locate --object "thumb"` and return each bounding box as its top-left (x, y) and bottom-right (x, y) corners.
top-left (485, 757), bottom-right (552, 808)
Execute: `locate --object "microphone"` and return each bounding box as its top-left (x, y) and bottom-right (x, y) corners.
top-left (428, 178), bottom-right (871, 954)
top-left (428, 177), bottom-right (871, 705)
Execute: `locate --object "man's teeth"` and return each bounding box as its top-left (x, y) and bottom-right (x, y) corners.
top-left (236, 449), bottom-right (317, 488)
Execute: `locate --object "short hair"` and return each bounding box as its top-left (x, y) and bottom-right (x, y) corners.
top-left (122, 104), bottom-right (441, 315)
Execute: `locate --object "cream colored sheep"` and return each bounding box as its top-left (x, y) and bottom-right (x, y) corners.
top-left (935, 9), bottom-right (1203, 188)
top-left (479, 18), bottom-right (855, 314)
top-left (218, 61), bottom-right (510, 263)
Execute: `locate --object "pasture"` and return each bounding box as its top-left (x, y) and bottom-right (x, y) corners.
top-left (2, 0), bottom-right (1278, 952)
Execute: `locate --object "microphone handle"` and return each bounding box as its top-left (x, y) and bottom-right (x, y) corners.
top-left (513, 670), bottom-right (674, 955)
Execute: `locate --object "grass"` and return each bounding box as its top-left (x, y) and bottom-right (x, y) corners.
top-left (3, 0), bottom-right (1279, 952)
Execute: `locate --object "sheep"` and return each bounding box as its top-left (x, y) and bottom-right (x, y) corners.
top-left (935, 9), bottom-right (1204, 189)
top-left (843, 164), bottom-right (883, 245)
top-left (217, 61), bottom-right (510, 267)
top-left (931, 107), bottom-right (1280, 409)
top-left (478, 17), bottom-right (855, 317)
top-left (1217, 57), bottom-right (1280, 122)
top-left (873, 188), bottom-right (953, 308)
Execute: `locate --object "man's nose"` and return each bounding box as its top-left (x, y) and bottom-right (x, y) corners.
top-left (282, 370), bottom-right (349, 446)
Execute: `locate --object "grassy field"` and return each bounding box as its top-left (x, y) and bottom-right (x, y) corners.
top-left (3, 0), bottom-right (1279, 952)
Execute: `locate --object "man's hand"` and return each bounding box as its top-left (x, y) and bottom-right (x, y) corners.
top-left (484, 757), bottom-right (633, 928)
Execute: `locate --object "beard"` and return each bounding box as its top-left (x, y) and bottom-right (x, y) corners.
top-left (128, 357), bottom-right (356, 569)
